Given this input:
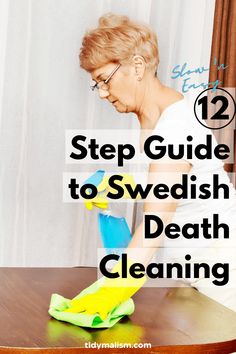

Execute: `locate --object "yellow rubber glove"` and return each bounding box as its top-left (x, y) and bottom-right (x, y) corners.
top-left (84, 173), bottom-right (138, 211)
top-left (82, 170), bottom-right (108, 210)
top-left (84, 192), bottom-right (109, 211)
top-left (65, 258), bottom-right (146, 320)
top-left (100, 173), bottom-right (139, 200)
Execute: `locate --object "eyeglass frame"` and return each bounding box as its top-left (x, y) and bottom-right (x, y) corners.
top-left (90, 63), bottom-right (121, 91)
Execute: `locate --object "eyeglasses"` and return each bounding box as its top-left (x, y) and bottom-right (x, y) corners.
top-left (91, 63), bottom-right (121, 91)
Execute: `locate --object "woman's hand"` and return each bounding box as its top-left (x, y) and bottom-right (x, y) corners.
top-left (83, 170), bottom-right (137, 210)
top-left (64, 287), bottom-right (121, 320)
top-left (64, 259), bottom-right (146, 320)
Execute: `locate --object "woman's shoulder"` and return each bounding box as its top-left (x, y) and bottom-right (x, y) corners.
top-left (154, 96), bottom-right (210, 140)
top-left (153, 97), bottom-right (193, 141)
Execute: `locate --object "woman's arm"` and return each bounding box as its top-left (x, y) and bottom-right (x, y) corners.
top-left (65, 159), bottom-right (191, 318)
top-left (126, 158), bottom-right (191, 266)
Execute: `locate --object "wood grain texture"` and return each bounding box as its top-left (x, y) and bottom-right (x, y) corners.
top-left (0, 267), bottom-right (235, 353)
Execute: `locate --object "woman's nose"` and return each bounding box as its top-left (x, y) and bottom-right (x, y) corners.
top-left (98, 88), bottom-right (109, 99)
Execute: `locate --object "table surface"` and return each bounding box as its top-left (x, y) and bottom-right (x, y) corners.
top-left (0, 267), bottom-right (235, 354)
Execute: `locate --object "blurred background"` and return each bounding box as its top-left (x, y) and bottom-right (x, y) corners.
top-left (0, 0), bottom-right (217, 266)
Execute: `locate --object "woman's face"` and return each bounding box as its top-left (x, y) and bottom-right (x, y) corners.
top-left (91, 62), bottom-right (138, 113)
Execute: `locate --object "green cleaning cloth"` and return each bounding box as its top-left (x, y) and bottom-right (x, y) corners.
top-left (48, 278), bottom-right (135, 328)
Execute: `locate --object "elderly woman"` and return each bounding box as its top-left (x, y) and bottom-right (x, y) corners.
top-left (67, 13), bottom-right (236, 318)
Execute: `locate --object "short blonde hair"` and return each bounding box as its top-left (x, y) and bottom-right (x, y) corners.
top-left (79, 13), bottom-right (159, 74)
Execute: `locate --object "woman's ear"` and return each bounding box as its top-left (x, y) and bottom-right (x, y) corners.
top-left (132, 55), bottom-right (146, 81)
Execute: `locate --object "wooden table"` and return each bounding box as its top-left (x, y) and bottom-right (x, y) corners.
top-left (0, 267), bottom-right (235, 353)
